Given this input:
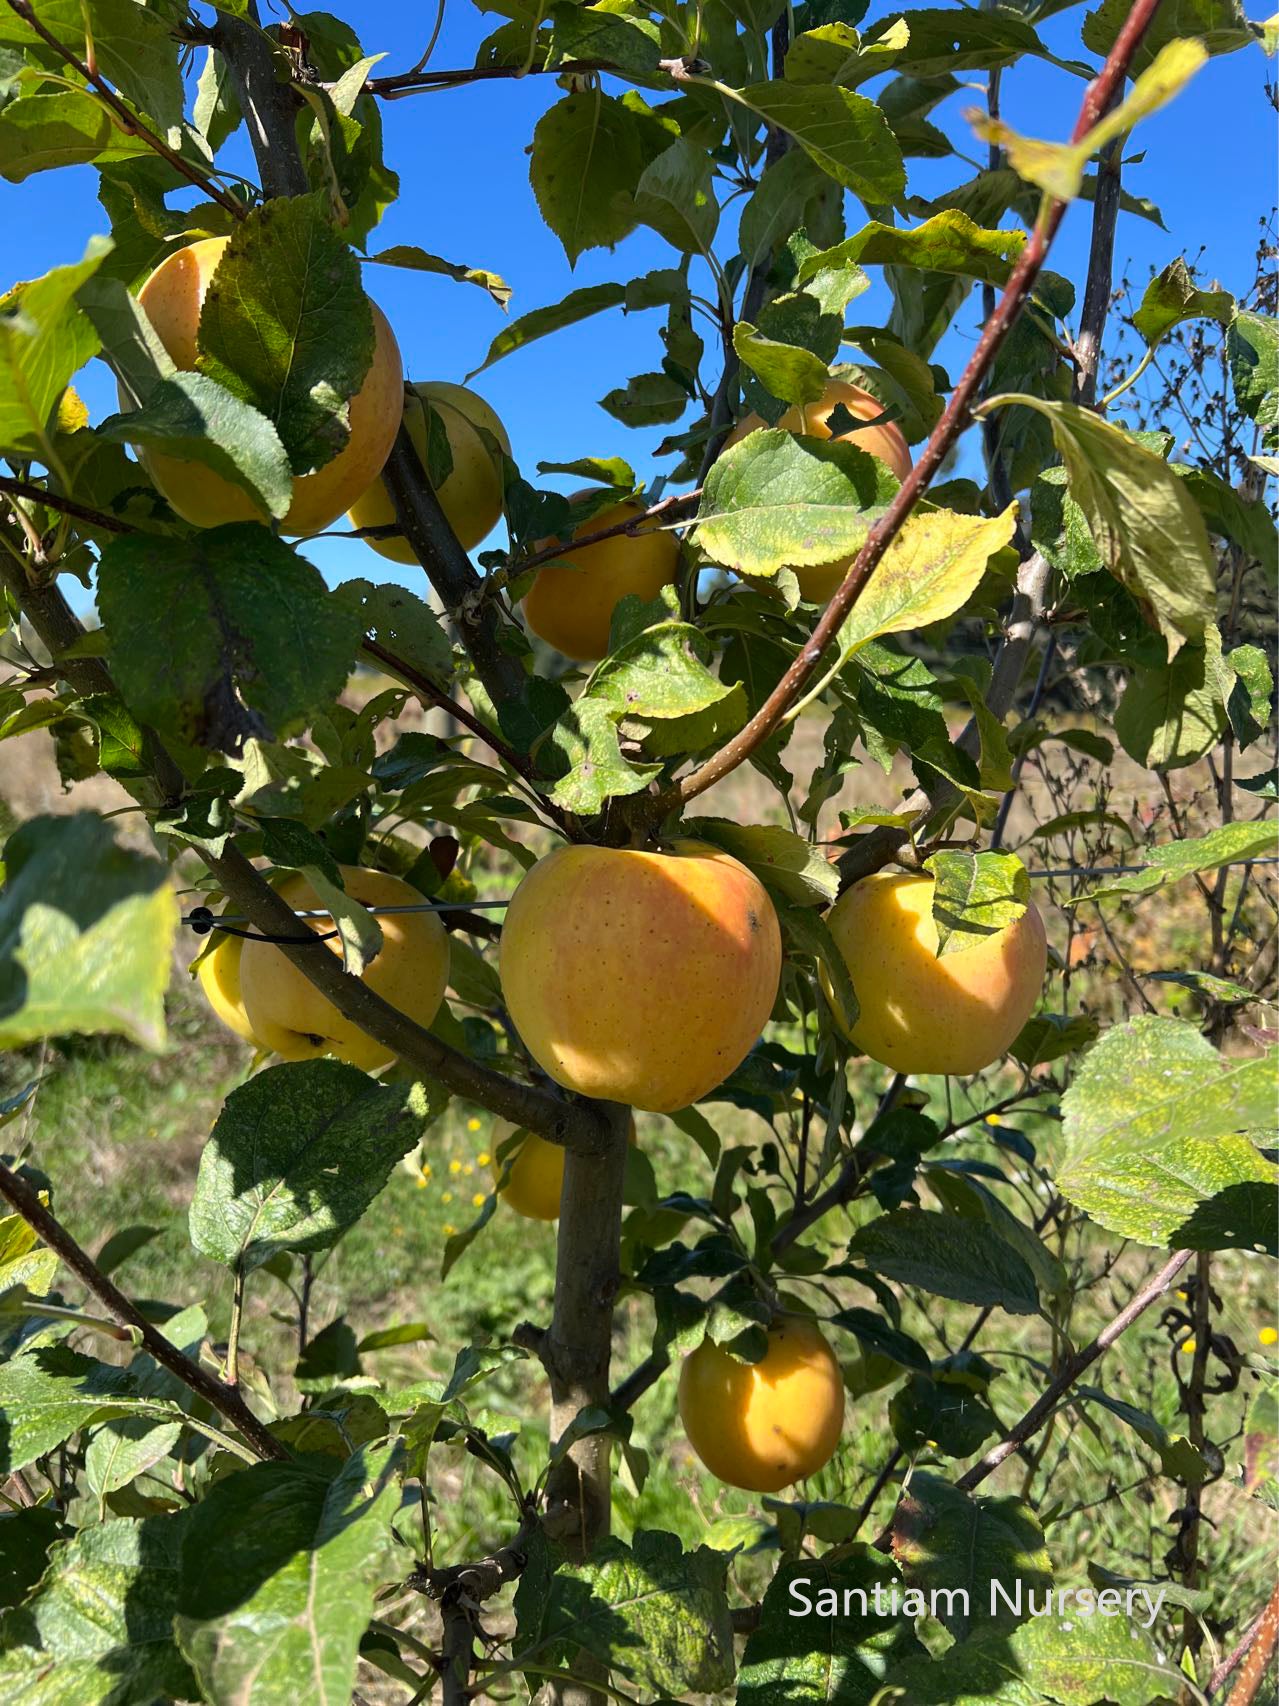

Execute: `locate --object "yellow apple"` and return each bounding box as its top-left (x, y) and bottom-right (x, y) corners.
top-left (821, 872), bottom-right (1047, 1075)
top-left (239, 865), bottom-right (449, 1073)
top-left (347, 380), bottom-right (511, 559)
top-left (523, 496), bottom-right (680, 661)
top-left (499, 841), bottom-right (781, 1113)
top-left (128, 236), bottom-right (404, 534)
top-left (492, 1116), bottom-right (638, 1221)
top-left (678, 1317), bottom-right (845, 1492)
top-left (195, 928), bottom-right (260, 1047)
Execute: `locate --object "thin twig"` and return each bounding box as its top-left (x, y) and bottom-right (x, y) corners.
top-left (4, 0), bottom-right (247, 217)
top-left (0, 1160), bottom-right (286, 1462)
top-left (0, 478), bottom-right (132, 536)
top-left (666, 0), bottom-right (1165, 812)
top-left (955, 1247), bottom-right (1194, 1491)
top-left (510, 490), bottom-right (698, 577)
top-left (359, 638), bottom-right (580, 839)
top-left (366, 58), bottom-right (613, 97)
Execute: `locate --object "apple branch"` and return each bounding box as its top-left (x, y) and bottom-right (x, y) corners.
top-left (209, 2), bottom-right (311, 200)
top-left (3, 0), bottom-right (248, 219)
top-left (836, 69), bottom-right (1132, 890)
top-left (668, 0), bottom-right (1165, 814)
top-left (955, 1246), bottom-right (1193, 1492)
top-left (0, 477), bottom-right (131, 537)
top-left (0, 1158), bottom-right (288, 1462)
top-left (365, 59), bottom-right (614, 97)
top-left (0, 564), bottom-right (616, 1157)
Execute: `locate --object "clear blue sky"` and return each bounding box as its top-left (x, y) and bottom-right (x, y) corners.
top-left (4, 1), bottom-right (1272, 592)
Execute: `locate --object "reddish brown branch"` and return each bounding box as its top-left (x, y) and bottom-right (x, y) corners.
top-left (4, 0), bottom-right (247, 218)
top-left (0, 478), bottom-right (132, 536)
top-left (955, 1247), bottom-right (1193, 1492)
top-left (0, 1159), bottom-right (287, 1462)
top-left (1222, 1584), bottom-right (1279, 1706)
top-left (667, 0), bottom-right (1168, 811)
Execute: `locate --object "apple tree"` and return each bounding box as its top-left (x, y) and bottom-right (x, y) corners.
top-left (0, 0), bottom-right (1275, 1702)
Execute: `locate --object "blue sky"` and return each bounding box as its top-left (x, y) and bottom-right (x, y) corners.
top-left (4, 0), bottom-right (1272, 592)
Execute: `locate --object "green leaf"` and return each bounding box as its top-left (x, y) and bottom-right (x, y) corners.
top-left (1072, 821), bottom-right (1277, 904)
top-left (194, 46), bottom-right (243, 153)
top-left (336, 578), bottom-right (453, 689)
top-left (1145, 967), bottom-right (1268, 1006)
top-left (196, 194), bottom-right (375, 475)
top-left (575, 614), bottom-right (747, 762)
top-left (1058, 1015), bottom-right (1278, 1247)
top-left (1174, 1181), bottom-right (1279, 1256)
top-left (633, 138), bottom-right (719, 255)
top-left (82, 273), bottom-right (294, 521)
top-left (365, 244), bottom-right (511, 310)
top-left (549, 2), bottom-right (663, 73)
top-left (1010, 1012), bottom-right (1100, 1067)
top-left (0, 236), bottom-right (110, 459)
top-left (889, 1369), bottom-right (1001, 1457)
top-left (882, 1610), bottom-right (1172, 1705)
top-left (599, 370), bottom-right (689, 427)
top-left (799, 211), bottom-right (1024, 290)
top-left (781, 899), bottom-right (859, 1033)
top-left (96, 523), bottom-right (359, 750)
top-left (837, 506), bottom-right (1018, 661)
top-left (682, 819), bottom-right (838, 907)
top-left (973, 40), bottom-right (1207, 202)
top-left (1228, 311), bottom-right (1278, 440)
top-left (23, 1515), bottom-right (196, 1703)
top-left (1083, 0), bottom-right (1259, 73)
top-left (1225, 644), bottom-right (1275, 748)
top-left (926, 1171), bottom-right (1066, 1301)
top-left (1075, 1386), bottom-right (1211, 1483)
top-left (175, 1443), bottom-right (404, 1705)
top-left (0, 1346), bottom-right (165, 1474)
top-left (189, 1060), bottom-right (435, 1274)
top-left (923, 850), bottom-right (1029, 957)
top-left (466, 282), bottom-right (625, 377)
top-left (1132, 258), bottom-right (1235, 350)
top-left (988, 395), bottom-right (1216, 656)
top-left (531, 90), bottom-right (672, 265)
top-left (98, 371), bottom-right (294, 521)
top-left (891, 1473), bottom-right (1053, 1639)
top-left (733, 323), bottom-right (831, 409)
top-left (1114, 639), bottom-right (1229, 770)
top-left (735, 81), bottom-right (905, 200)
top-left (0, 1507), bottom-right (61, 1614)
top-left (784, 18), bottom-right (909, 86)
top-left (695, 429), bottom-right (897, 577)
top-left (85, 1306), bottom-right (207, 1499)
top-left (0, 0), bottom-right (186, 130)
top-left (861, 7), bottom-right (1070, 77)
top-left (739, 1548), bottom-right (924, 1704)
top-left (0, 813), bottom-right (175, 1051)
top-left (0, 86), bottom-right (157, 180)
top-left (738, 148), bottom-right (830, 269)
top-left (513, 1528), bottom-right (734, 1697)
top-left (846, 1209), bottom-right (1039, 1314)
